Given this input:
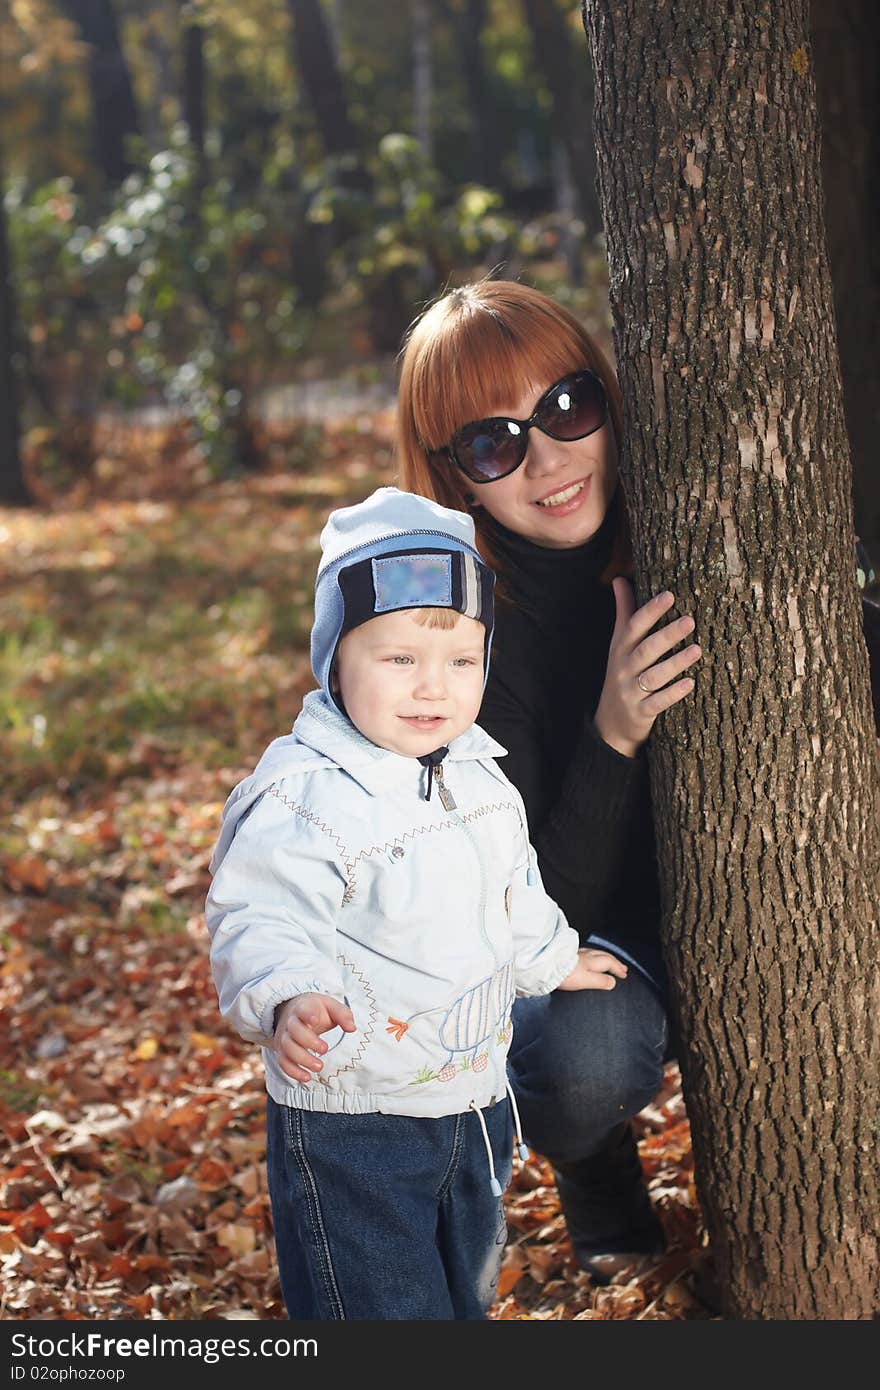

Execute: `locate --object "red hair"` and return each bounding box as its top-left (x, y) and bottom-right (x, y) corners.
top-left (395, 279), bottom-right (632, 585)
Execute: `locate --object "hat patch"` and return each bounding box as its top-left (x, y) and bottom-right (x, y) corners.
top-left (372, 553), bottom-right (453, 612)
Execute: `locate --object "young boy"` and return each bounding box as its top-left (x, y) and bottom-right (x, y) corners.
top-left (205, 487), bottom-right (626, 1320)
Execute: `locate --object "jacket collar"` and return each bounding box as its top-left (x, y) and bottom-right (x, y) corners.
top-left (290, 689), bottom-right (507, 796)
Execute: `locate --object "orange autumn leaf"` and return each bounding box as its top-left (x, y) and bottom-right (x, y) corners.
top-left (196, 1156), bottom-right (232, 1189)
top-left (193, 1048), bottom-right (227, 1077)
top-left (13, 1201), bottom-right (53, 1233)
top-left (133, 1253), bottom-right (170, 1272)
top-left (386, 1017), bottom-right (408, 1041)
top-left (44, 1229), bottom-right (76, 1250)
top-left (215, 1224), bottom-right (256, 1257)
top-left (133, 1037), bottom-right (159, 1061)
top-left (99, 1219), bottom-right (128, 1246)
top-left (526, 1243), bottom-right (562, 1284)
top-left (164, 1100), bottom-right (204, 1129)
top-left (497, 1300), bottom-right (529, 1319)
top-left (126, 1294), bottom-right (154, 1316)
top-left (3, 856), bottom-right (49, 893)
top-left (496, 1262), bottom-right (526, 1298)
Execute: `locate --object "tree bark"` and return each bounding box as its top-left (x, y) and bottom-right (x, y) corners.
top-left (58, 0), bottom-right (140, 185)
top-left (811, 0), bottom-right (880, 547)
top-left (583, 0), bottom-right (880, 1318)
top-left (524, 0), bottom-right (602, 232)
top-left (0, 148), bottom-right (30, 506)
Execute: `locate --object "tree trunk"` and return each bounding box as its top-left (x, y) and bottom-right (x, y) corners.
top-left (180, 0), bottom-right (206, 171)
top-left (412, 0), bottom-right (433, 162)
top-left (811, 0), bottom-right (880, 548)
top-left (58, 0), bottom-right (140, 185)
top-left (142, 24), bottom-right (173, 147)
top-left (0, 149), bottom-right (30, 506)
top-left (583, 0), bottom-right (880, 1319)
top-left (444, 0), bottom-right (505, 187)
top-left (286, 0), bottom-right (362, 167)
top-left (285, 0), bottom-right (371, 305)
top-left (524, 0), bottom-right (602, 233)
top-left (552, 141), bottom-right (583, 285)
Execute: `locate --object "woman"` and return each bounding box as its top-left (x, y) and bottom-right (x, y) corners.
top-left (396, 278), bottom-right (702, 1280)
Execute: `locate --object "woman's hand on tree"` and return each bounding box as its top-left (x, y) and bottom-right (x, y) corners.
top-left (556, 948), bottom-right (629, 991)
top-left (594, 578), bottom-right (702, 758)
top-left (273, 993), bottom-right (356, 1083)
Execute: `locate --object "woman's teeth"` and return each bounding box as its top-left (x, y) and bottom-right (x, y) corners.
top-left (536, 480), bottom-right (585, 507)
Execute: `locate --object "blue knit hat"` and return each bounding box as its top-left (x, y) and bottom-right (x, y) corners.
top-left (311, 487), bottom-right (495, 712)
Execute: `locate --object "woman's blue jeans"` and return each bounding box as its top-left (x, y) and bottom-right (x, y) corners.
top-left (266, 1095), bottom-right (513, 1319)
top-left (508, 968), bottom-right (671, 1261)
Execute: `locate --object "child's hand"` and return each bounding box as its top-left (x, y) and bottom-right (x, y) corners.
top-left (556, 948), bottom-right (628, 992)
top-left (273, 993), bottom-right (356, 1083)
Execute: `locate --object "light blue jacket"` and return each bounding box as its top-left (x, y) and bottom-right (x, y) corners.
top-left (206, 690), bottom-right (579, 1118)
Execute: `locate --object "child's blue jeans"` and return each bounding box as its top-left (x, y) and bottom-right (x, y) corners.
top-left (266, 1095), bottom-right (513, 1319)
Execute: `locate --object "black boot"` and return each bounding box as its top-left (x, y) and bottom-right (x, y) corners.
top-left (552, 1122), bottom-right (665, 1281)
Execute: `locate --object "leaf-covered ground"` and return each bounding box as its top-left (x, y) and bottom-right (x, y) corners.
top-left (0, 416), bottom-right (716, 1320)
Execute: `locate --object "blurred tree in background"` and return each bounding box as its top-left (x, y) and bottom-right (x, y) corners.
top-left (3, 0), bottom-right (876, 541)
top-left (2, 0), bottom-right (610, 500)
top-left (58, 0), bottom-right (141, 185)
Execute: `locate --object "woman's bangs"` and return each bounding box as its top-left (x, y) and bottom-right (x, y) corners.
top-left (413, 314), bottom-right (589, 450)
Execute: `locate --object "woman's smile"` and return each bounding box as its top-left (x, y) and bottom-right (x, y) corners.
top-left (534, 475), bottom-right (592, 511)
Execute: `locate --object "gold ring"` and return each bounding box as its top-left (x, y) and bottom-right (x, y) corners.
top-left (637, 672), bottom-right (651, 694)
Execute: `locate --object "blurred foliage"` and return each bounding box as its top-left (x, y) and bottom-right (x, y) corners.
top-left (2, 0), bottom-right (90, 184)
top-left (3, 0), bottom-right (610, 482)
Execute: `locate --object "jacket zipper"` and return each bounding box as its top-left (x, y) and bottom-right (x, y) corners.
top-left (432, 763), bottom-right (457, 813)
top-left (433, 764), bottom-right (499, 970)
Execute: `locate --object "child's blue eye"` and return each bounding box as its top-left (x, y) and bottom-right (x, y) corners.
top-left (387, 655), bottom-right (413, 665)
top-left (453, 657), bottom-right (478, 667)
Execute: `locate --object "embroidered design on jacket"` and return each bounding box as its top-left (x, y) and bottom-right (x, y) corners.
top-left (313, 956), bottom-right (378, 1079)
top-left (385, 962), bottom-right (515, 1086)
top-left (267, 781), bottom-right (520, 909)
top-left (345, 800), bottom-right (521, 905)
top-left (266, 785), bottom-right (357, 902)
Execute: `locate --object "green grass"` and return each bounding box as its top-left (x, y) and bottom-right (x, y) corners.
top-left (0, 430), bottom-right (392, 811)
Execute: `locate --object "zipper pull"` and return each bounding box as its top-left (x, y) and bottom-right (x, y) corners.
top-left (433, 763), bottom-right (457, 812)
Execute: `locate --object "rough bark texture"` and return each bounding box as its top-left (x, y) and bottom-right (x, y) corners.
top-left (58, 0), bottom-right (140, 185)
top-left (811, 0), bottom-right (880, 547)
top-left (583, 0), bottom-right (880, 1319)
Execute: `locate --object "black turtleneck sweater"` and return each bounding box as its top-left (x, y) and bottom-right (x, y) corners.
top-left (477, 493), bottom-right (666, 992)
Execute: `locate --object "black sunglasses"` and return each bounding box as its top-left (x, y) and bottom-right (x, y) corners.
top-left (432, 370), bottom-right (609, 485)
